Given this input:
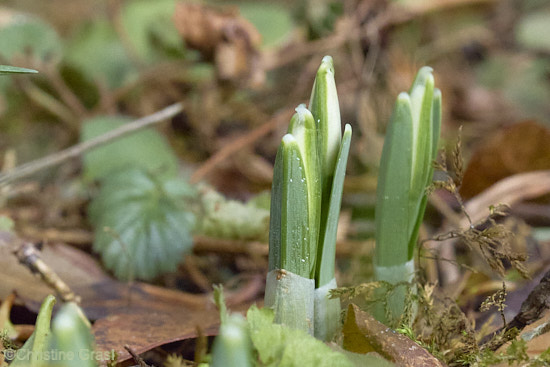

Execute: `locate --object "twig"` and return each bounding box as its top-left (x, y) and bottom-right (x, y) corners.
top-left (192, 235), bottom-right (373, 258)
top-left (9, 240), bottom-right (79, 303)
top-left (0, 103), bottom-right (183, 187)
top-left (263, 0), bottom-right (496, 72)
top-left (480, 269), bottom-right (550, 350)
top-left (124, 345), bottom-right (152, 367)
top-left (434, 170), bottom-right (550, 285)
top-left (190, 107), bottom-right (293, 184)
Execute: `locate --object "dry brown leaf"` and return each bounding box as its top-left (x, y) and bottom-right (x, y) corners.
top-left (0, 236), bottom-right (109, 310)
top-left (0, 232), bottom-right (260, 365)
top-left (93, 305), bottom-right (220, 365)
top-left (342, 304), bottom-right (447, 367)
top-left (173, 2), bottom-right (264, 86)
top-left (460, 121), bottom-right (550, 199)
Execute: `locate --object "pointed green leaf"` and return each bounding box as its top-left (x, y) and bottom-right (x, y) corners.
top-left (408, 69), bottom-right (434, 236)
top-left (431, 88), bottom-right (442, 160)
top-left (268, 134), bottom-right (311, 277)
top-left (309, 55), bottom-right (342, 183)
top-left (407, 87), bottom-right (442, 257)
top-left (287, 106), bottom-right (321, 277)
top-left (0, 65), bottom-right (38, 75)
top-left (269, 107), bottom-right (320, 278)
top-left (375, 94), bottom-right (413, 267)
top-left (316, 124), bottom-right (352, 286)
top-left (11, 295), bottom-right (56, 367)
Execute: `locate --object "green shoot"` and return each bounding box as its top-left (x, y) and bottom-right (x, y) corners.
top-left (265, 56), bottom-right (351, 340)
top-left (211, 286), bottom-right (253, 367)
top-left (373, 67), bottom-right (441, 327)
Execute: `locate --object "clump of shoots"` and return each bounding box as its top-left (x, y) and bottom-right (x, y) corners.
top-left (265, 56), bottom-right (352, 340)
top-left (373, 66), bottom-right (441, 327)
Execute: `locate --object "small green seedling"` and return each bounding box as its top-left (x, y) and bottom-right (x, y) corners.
top-left (265, 56), bottom-right (351, 340)
top-left (10, 295), bottom-right (98, 367)
top-left (373, 67), bottom-right (441, 326)
top-left (211, 286), bottom-right (253, 367)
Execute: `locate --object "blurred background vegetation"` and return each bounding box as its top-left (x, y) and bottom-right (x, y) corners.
top-left (1, 0), bottom-right (550, 341)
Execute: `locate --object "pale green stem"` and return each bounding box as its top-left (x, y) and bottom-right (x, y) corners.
top-left (314, 278), bottom-right (340, 341)
top-left (265, 269), bottom-right (315, 335)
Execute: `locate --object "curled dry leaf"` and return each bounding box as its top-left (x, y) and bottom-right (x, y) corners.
top-left (173, 2), bottom-right (264, 86)
top-left (460, 121), bottom-right (550, 199)
top-left (343, 304), bottom-right (447, 367)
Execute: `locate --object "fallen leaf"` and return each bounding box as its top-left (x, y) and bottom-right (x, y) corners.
top-left (0, 232), bottom-right (109, 310)
top-left (342, 304), bottom-right (446, 367)
top-left (92, 303), bottom-right (220, 365)
top-left (0, 231), bottom-right (261, 364)
top-left (460, 121), bottom-right (550, 198)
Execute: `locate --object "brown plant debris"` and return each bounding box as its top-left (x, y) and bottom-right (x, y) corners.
top-left (173, 2), bottom-right (264, 85)
top-left (432, 208), bottom-right (529, 279)
top-left (430, 135), bottom-right (530, 280)
top-left (481, 269), bottom-right (550, 351)
top-left (343, 304), bottom-right (447, 367)
top-left (0, 231), bottom-right (79, 303)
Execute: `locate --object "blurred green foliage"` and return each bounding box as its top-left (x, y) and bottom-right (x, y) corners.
top-left (64, 20), bottom-right (136, 89)
top-left (122, 0), bottom-right (187, 61)
top-left (0, 13), bottom-right (62, 62)
top-left (81, 116), bottom-right (179, 181)
top-left (238, 2), bottom-right (294, 48)
top-left (199, 188), bottom-right (270, 241)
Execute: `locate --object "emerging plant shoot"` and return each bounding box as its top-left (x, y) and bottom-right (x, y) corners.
top-left (265, 56), bottom-right (351, 340)
top-left (374, 67), bottom-right (441, 326)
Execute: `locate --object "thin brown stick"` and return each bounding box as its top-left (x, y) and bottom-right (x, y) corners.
top-left (10, 241), bottom-right (79, 303)
top-left (192, 235), bottom-right (373, 258)
top-left (124, 345), bottom-right (151, 367)
top-left (434, 170), bottom-right (550, 286)
top-left (0, 103), bottom-right (183, 187)
top-left (263, 0), bottom-right (496, 72)
top-left (190, 108), bottom-right (293, 184)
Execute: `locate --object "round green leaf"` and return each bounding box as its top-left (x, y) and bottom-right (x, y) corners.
top-left (90, 169), bottom-right (195, 280)
top-left (0, 13), bottom-right (62, 63)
